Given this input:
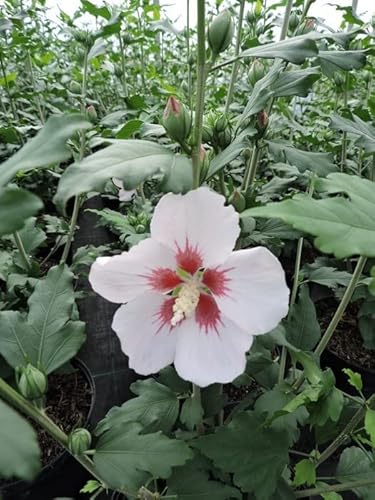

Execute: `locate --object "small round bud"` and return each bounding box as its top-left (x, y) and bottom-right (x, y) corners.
top-left (69, 81), bottom-right (81, 94)
top-left (208, 10), bottom-right (234, 56)
top-left (86, 105), bottom-right (97, 123)
top-left (213, 114), bottom-right (232, 149)
top-left (295, 18), bottom-right (315, 35)
top-left (248, 59), bottom-right (265, 87)
top-left (202, 124), bottom-right (214, 144)
top-left (18, 364), bottom-right (48, 401)
top-left (229, 189), bottom-right (246, 213)
top-left (135, 224), bottom-right (146, 234)
top-left (68, 428), bottom-right (92, 455)
top-left (122, 33), bottom-right (132, 45)
top-left (288, 11), bottom-right (300, 32)
top-left (257, 110), bottom-right (268, 130)
top-left (162, 96), bottom-right (192, 144)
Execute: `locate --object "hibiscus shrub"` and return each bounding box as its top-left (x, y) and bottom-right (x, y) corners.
top-left (0, 0), bottom-right (375, 499)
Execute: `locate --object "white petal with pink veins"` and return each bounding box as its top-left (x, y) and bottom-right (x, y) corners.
top-left (150, 187), bottom-right (240, 268)
top-left (174, 313), bottom-right (252, 387)
top-left (112, 292), bottom-right (177, 375)
top-left (89, 238), bottom-right (180, 303)
top-left (214, 247), bottom-right (289, 335)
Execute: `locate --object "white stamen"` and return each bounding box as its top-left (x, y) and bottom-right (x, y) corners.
top-left (171, 281), bottom-right (200, 326)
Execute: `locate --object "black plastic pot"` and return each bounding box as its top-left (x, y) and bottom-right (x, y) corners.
top-left (0, 358), bottom-right (96, 500)
top-left (322, 348), bottom-right (375, 398)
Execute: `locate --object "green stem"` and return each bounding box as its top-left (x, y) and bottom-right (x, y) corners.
top-left (315, 395), bottom-right (373, 467)
top-left (224, 0), bottom-right (245, 113)
top-left (187, 0), bottom-right (192, 110)
top-left (0, 51), bottom-right (18, 122)
top-left (294, 478), bottom-right (375, 498)
top-left (279, 0), bottom-right (294, 41)
top-left (60, 48), bottom-right (89, 265)
top-left (13, 231), bottom-right (32, 273)
top-left (278, 236), bottom-right (304, 383)
top-left (118, 35), bottom-right (129, 98)
top-left (241, 143), bottom-right (262, 192)
top-left (0, 377), bottom-right (104, 485)
top-left (27, 50), bottom-right (45, 124)
top-left (314, 255), bottom-right (366, 356)
top-left (340, 73), bottom-right (349, 172)
top-left (192, 0), bottom-right (207, 189)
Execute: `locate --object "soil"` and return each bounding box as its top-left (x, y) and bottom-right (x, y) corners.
top-left (35, 368), bottom-right (92, 466)
top-left (224, 380), bottom-right (260, 403)
top-left (317, 299), bottom-right (375, 371)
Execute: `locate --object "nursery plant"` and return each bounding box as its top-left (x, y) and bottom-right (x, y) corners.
top-left (0, 0), bottom-right (375, 499)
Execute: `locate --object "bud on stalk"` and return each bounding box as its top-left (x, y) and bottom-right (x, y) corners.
top-left (86, 105), bottom-right (97, 123)
top-left (162, 96), bottom-right (192, 145)
top-left (17, 364), bottom-right (48, 401)
top-left (248, 60), bottom-right (265, 87)
top-left (68, 428), bottom-right (92, 455)
top-left (208, 10), bottom-right (234, 56)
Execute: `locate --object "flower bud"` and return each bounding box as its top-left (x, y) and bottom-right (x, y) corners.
top-left (288, 11), bottom-right (300, 32)
top-left (257, 110), bottom-right (268, 130)
top-left (363, 71), bottom-right (372, 84)
top-left (202, 123), bottom-right (214, 144)
top-left (229, 190), bottom-right (246, 213)
top-left (135, 224), bottom-right (146, 234)
top-left (122, 33), bottom-right (132, 45)
top-left (17, 364), bottom-right (47, 400)
top-left (68, 428), bottom-right (92, 455)
top-left (162, 96), bottom-right (192, 144)
top-left (114, 67), bottom-right (123, 78)
top-left (208, 10), bottom-right (234, 56)
top-left (248, 60), bottom-right (265, 87)
top-left (69, 81), bottom-right (81, 94)
top-left (295, 18), bottom-right (315, 35)
top-left (86, 105), bottom-right (97, 123)
top-left (213, 114), bottom-right (232, 149)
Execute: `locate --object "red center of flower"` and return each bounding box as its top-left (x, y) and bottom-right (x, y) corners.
top-left (147, 239), bottom-right (231, 335)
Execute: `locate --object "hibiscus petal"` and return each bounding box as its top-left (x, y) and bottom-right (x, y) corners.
top-left (112, 292), bottom-right (177, 375)
top-left (150, 187), bottom-right (240, 268)
top-left (214, 247), bottom-right (289, 335)
top-left (174, 315), bottom-right (252, 387)
top-left (89, 238), bottom-right (179, 303)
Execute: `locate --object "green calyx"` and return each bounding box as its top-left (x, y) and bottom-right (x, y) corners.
top-left (208, 10), bottom-right (234, 56)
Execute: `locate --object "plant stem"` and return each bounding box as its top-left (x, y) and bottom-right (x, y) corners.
top-left (60, 47), bottom-right (89, 265)
top-left (0, 51), bottom-right (19, 123)
top-left (13, 231), bottom-right (32, 273)
top-left (315, 395), bottom-right (374, 467)
top-left (118, 35), bottom-right (129, 97)
top-left (224, 0), bottom-right (245, 113)
top-left (241, 143), bottom-right (262, 192)
top-left (294, 478), bottom-right (375, 498)
top-left (279, 0), bottom-right (294, 41)
top-left (27, 50), bottom-right (45, 124)
top-left (186, 0), bottom-right (192, 110)
top-left (340, 72), bottom-right (349, 172)
top-left (0, 377), bottom-right (104, 485)
top-left (192, 0), bottom-right (206, 189)
top-left (314, 255), bottom-right (366, 356)
top-left (278, 235), bottom-right (304, 383)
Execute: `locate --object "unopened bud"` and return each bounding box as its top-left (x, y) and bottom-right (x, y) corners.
top-left (288, 11), bottom-right (300, 32)
top-left (295, 18), bottom-right (315, 35)
top-left (69, 81), bottom-right (81, 94)
top-left (17, 364), bottom-right (47, 400)
top-left (202, 123), bottom-right (214, 144)
top-left (229, 189), bottom-right (246, 213)
top-left (162, 96), bottom-right (192, 144)
top-left (208, 10), bottom-right (234, 56)
top-left (248, 59), bottom-right (265, 87)
top-left (68, 428), bottom-right (92, 455)
top-left (257, 110), bottom-right (268, 130)
top-left (86, 105), bottom-right (97, 122)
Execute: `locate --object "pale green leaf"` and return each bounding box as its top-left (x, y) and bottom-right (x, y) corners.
top-left (293, 459), bottom-right (316, 487)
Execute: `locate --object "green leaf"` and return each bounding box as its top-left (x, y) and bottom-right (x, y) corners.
top-left (160, 155), bottom-right (193, 194)
top-left (336, 447), bottom-right (375, 499)
top-left (0, 265), bottom-right (85, 373)
top-left (330, 114), bottom-right (375, 153)
top-left (271, 68), bottom-right (320, 98)
top-left (116, 119), bottom-right (144, 139)
top-left (342, 368), bottom-right (363, 392)
top-left (167, 458), bottom-right (241, 500)
top-left (321, 492), bottom-right (343, 500)
top-left (0, 187), bottom-right (43, 236)
top-left (319, 49), bottom-right (366, 70)
top-left (267, 141), bottom-right (337, 176)
top-left (195, 411), bottom-right (290, 499)
top-left (245, 173), bottom-right (375, 259)
top-left (293, 459), bottom-right (316, 486)
top-left (93, 421), bottom-right (192, 492)
top-left (80, 479), bottom-right (102, 494)
top-left (14, 217), bottom-right (46, 255)
top-left (306, 266), bottom-right (352, 289)
top-left (285, 284), bottom-right (321, 350)
top-left (54, 140), bottom-right (179, 212)
top-left (180, 394), bottom-right (204, 431)
top-left (95, 378), bottom-right (180, 436)
top-left (0, 400), bottom-right (41, 481)
top-left (309, 386), bottom-right (344, 426)
top-left (365, 409), bottom-right (375, 447)
top-left (0, 114), bottom-right (91, 187)
top-left (240, 36), bottom-right (318, 64)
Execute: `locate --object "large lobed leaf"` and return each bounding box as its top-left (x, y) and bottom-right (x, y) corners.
top-left (0, 265), bottom-right (85, 373)
top-left (93, 421), bottom-right (192, 492)
top-left (0, 187), bottom-right (43, 236)
top-left (0, 400), bottom-right (41, 481)
top-left (195, 411), bottom-right (290, 500)
top-left (54, 140), bottom-right (186, 212)
top-left (244, 173), bottom-right (375, 258)
top-left (0, 114), bottom-right (91, 187)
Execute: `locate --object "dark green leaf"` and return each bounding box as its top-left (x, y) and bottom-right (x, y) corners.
top-left (336, 447), bottom-right (375, 499)
top-left (180, 394), bottom-right (204, 431)
top-left (330, 114), bottom-right (375, 153)
top-left (0, 187), bottom-right (43, 236)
